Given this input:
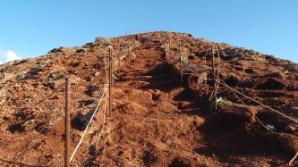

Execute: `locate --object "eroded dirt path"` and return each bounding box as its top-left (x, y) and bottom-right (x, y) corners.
top-left (91, 41), bottom-right (207, 166)
top-left (88, 40), bottom-right (290, 167)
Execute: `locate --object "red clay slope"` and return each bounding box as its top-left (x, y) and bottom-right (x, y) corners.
top-left (0, 32), bottom-right (297, 166)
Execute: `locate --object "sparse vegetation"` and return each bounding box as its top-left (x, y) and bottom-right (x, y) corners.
top-left (94, 37), bottom-right (111, 46)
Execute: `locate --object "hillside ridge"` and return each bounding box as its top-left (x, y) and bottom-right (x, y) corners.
top-left (0, 31), bottom-right (297, 166)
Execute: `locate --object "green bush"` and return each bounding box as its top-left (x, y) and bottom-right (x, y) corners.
top-left (94, 37), bottom-right (111, 46)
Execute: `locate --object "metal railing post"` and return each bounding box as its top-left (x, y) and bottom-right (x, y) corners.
top-left (108, 46), bottom-right (113, 118)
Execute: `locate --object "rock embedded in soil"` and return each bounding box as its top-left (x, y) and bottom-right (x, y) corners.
top-left (257, 78), bottom-right (285, 90)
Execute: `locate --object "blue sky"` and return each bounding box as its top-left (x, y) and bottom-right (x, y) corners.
top-left (0, 0), bottom-right (297, 63)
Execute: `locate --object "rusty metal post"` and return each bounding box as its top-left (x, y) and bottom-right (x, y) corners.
top-left (118, 54), bottom-right (121, 77)
top-left (179, 43), bottom-right (183, 85)
top-left (128, 46), bottom-right (131, 57)
top-left (64, 77), bottom-right (70, 167)
top-left (169, 33), bottom-right (172, 50)
top-left (168, 33), bottom-right (172, 63)
top-left (108, 46), bottom-right (113, 118)
top-left (217, 49), bottom-right (221, 90)
top-left (159, 31), bottom-right (162, 43)
top-left (204, 51), bottom-right (207, 67)
top-left (104, 51), bottom-right (109, 123)
top-left (211, 46), bottom-right (217, 112)
top-left (127, 46), bottom-right (131, 65)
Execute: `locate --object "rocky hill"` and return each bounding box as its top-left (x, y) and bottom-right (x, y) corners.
top-left (0, 32), bottom-right (297, 166)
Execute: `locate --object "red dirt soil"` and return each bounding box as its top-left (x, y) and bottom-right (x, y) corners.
top-left (0, 32), bottom-right (297, 166)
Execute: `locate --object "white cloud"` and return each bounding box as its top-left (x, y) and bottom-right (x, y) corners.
top-left (6, 50), bottom-right (21, 62)
top-left (0, 50), bottom-right (22, 64)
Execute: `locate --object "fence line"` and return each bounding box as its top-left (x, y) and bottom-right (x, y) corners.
top-left (216, 77), bottom-right (268, 130)
top-left (289, 152), bottom-right (298, 166)
top-left (164, 35), bottom-right (298, 126)
top-left (216, 78), bottom-right (298, 124)
top-left (68, 45), bottom-right (124, 163)
top-left (69, 86), bottom-right (108, 162)
top-left (166, 38), bottom-right (298, 125)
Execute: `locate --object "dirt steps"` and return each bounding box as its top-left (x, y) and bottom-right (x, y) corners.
top-left (104, 40), bottom-right (206, 166)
